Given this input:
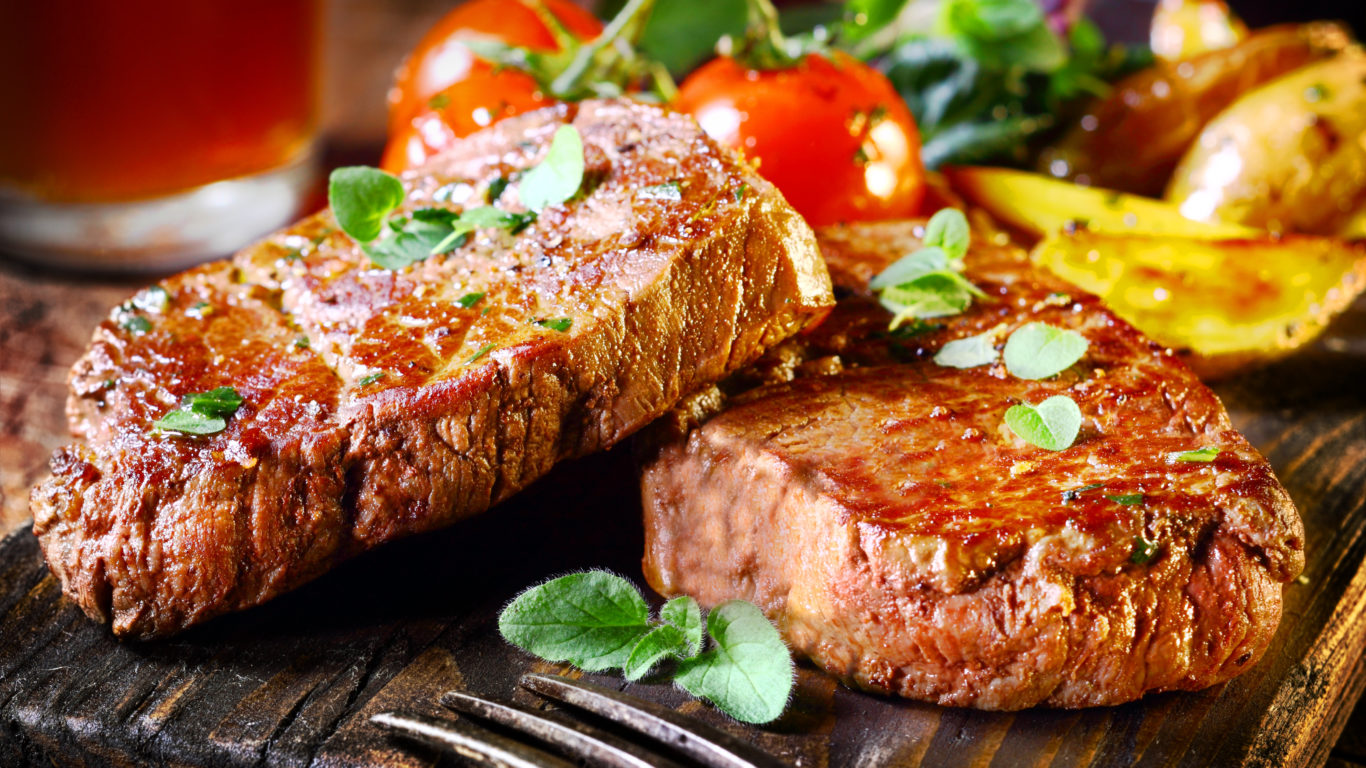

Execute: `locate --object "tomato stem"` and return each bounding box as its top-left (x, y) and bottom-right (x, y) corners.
top-left (730, 0), bottom-right (802, 70)
top-left (550, 0), bottom-right (673, 101)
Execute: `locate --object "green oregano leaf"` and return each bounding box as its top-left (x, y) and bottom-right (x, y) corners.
top-left (661, 595), bottom-right (703, 657)
top-left (934, 329), bottom-right (998, 369)
top-left (153, 386), bottom-right (244, 436)
top-left (1003, 322), bottom-right (1089, 380)
top-left (675, 600), bottom-right (795, 724)
top-left (520, 125), bottom-right (585, 213)
top-left (623, 624), bottom-right (691, 682)
top-left (1170, 446), bottom-right (1220, 463)
top-left (869, 247), bottom-right (948, 290)
top-left (498, 572), bottom-right (653, 672)
top-left (329, 166), bottom-right (406, 243)
top-left (496, 572), bottom-right (793, 724)
top-left (922, 208), bottom-right (970, 261)
top-left (1004, 394), bottom-right (1081, 451)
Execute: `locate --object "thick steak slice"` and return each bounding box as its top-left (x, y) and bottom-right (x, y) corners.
top-left (31, 99), bottom-right (834, 639)
top-left (639, 221), bottom-right (1303, 710)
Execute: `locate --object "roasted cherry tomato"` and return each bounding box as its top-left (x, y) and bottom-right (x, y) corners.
top-left (383, 0), bottom-right (602, 172)
top-left (675, 51), bottom-right (925, 226)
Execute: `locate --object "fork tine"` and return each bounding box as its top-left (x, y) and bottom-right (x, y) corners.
top-left (441, 690), bottom-right (686, 768)
top-left (371, 711), bottom-right (576, 768)
top-left (520, 673), bottom-right (790, 768)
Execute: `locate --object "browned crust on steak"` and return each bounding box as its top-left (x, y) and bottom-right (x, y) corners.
top-left (31, 100), bottom-right (834, 639)
top-left (639, 220), bottom-right (1303, 709)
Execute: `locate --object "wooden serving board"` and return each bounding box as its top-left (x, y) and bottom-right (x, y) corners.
top-left (2, 258), bottom-right (1366, 768)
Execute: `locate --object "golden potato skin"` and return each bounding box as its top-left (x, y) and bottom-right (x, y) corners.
top-left (1150, 0), bottom-right (1247, 61)
top-left (1032, 230), bottom-right (1366, 378)
top-left (1038, 23), bottom-right (1351, 197)
top-left (945, 165), bottom-right (1255, 242)
top-left (1166, 53), bottom-right (1366, 236)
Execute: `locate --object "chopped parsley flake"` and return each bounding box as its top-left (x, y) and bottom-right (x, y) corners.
top-left (1106, 493), bottom-right (1144, 505)
top-left (121, 315), bottom-right (153, 334)
top-left (535, 317), bottom-right (573, 332)
top-left (467, 343), bottom-right (495, 364)
top-left (458, 292), bottom-right (486, 308)
top-left (1061, 483), bottom-right (1104, 502)
top-left (1131, 534), bottom-right (1160, 564)
top-left (1171, 447), bottom-right (1220, 463)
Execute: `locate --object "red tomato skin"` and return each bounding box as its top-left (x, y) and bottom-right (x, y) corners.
top-left (383, 0), bottom-right (601, 171)
top-left (675, 52), bottom-right (926, 226)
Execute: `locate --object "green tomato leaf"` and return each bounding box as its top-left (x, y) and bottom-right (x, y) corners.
top-left (934, 330), bottom-right (998, 369)
top-left (623, 624), bottom-right (691, 681)
top-left (675, 600), bottom-right (794, 724)
top-left (661, 595), bottom-right (703, 657)
top-left (520, 125), bottom-right (585, 213)
top-left (923, 208), bottom-right (970, 261)
top-left (498, 571), bottom-right (653, 672)
top-left (1004, 395), bottom-right (1081, 451)
top-left (1003, 322), bottom-right (1088, 380)
top-left (1170, 446), bottom-right (1220, 463)
top-left (843, 0), bottom-right (910, 43)
top-left (329, 166), bottom-right (406, 243)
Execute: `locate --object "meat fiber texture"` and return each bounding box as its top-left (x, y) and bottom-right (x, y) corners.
top-left (31, 99), bottom-right (835, 639)
top-left (639, 220), bottom-right (1304, 710)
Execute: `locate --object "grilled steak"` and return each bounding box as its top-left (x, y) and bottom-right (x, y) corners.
top-left (639, 221), bottom-right (1303, 710)
top-left (31, 99), bottom-right (834, 639)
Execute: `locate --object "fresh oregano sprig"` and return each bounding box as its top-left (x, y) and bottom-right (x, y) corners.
top-left (498, 570), bottom-right (794, 724)
top-left (153, 386), bottom-right (244, 436)
top-left (869, 208), bottom-right (984, 331)
top-left (327, 125), bottom-right (586, 271)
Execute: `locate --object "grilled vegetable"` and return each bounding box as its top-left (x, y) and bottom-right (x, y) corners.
top-left (945, 166), bottom-right (1254, 240)
top-left (1031, 230), bottom-right (1366, 377)
top-left (1038, 22), bottom-right (1351, 196)
top-left (1166, 53), bottom-right (1366, 236)
top-left (1149, 0), bottom-right (1247, 61)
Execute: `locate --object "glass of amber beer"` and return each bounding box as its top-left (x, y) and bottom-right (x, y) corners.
top-left (0, 0), bottom-right (321, 271)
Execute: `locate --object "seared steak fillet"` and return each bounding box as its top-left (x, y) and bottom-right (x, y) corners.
top-left (639, 221), bottom-right (1303, 710)
top-left (31, 99), bottom-right (834, 639)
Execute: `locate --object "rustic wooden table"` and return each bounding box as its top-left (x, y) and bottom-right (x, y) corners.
top-left (2, 254), bottom-right (1366, 767)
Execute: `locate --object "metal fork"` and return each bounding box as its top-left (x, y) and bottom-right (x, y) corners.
top-left (372, 672), bottom-right (790, 768)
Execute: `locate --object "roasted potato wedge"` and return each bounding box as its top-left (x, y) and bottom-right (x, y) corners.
top-left (1032, 230), bottom-right (1366, 378)
top-left (945, 166), bottom-right (1255, 241)
top-left (1166, 53), bottom-right (1366, 236)
top-left (1038, 22), bottom-right (1351, 197)
top-left (1150, 0), bottom-right (1247, 61)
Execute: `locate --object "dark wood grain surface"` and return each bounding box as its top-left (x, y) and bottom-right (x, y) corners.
top-left (2, 257), bottom-right (1366, 767)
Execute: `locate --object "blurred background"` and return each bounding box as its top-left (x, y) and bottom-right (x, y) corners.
top-left (1, 0), bottom-right (1364, 270)
top-left (321, 0), bottom-right (1366, 151)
